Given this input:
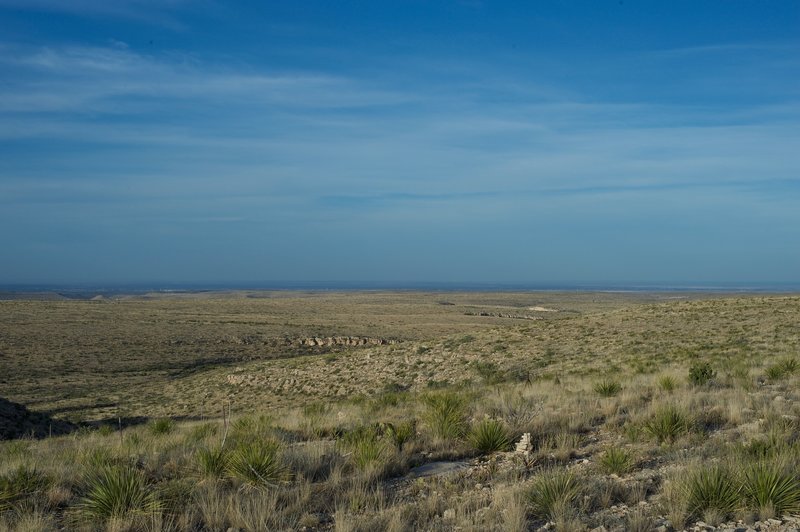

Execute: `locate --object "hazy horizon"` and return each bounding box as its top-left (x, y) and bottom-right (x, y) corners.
top-left (1, 1), bottom-right (799, 285)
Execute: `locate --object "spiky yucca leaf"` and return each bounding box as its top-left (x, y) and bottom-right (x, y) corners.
top-left (468, 419), bottom-right (511, 454)
top-left (79, 466), bottom-right (159, 519)
top-left (742, 462), bottom-right (800, 516)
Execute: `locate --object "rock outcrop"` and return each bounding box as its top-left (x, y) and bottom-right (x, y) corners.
top-left (297, 336), bottom-right (399, 347)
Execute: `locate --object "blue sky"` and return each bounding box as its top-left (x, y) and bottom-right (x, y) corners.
top-left (1, 1), bottom-right (798, 286)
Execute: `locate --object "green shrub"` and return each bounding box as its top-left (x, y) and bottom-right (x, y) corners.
top-left (383, 421), bottom-right (416, 451)
top-left (765, 358), bottom-right (798, 381)
top-left (148, 418), bottom-right (174, 435)
top-left (468, 419), bottom-right (511, 454)
top-left (527, 469), bottom-right (582, 521)
top-left (644, 406), bottom-right (692, 444)
top-left (689, 362), bottom-right (715, 386)
top-left (78, 466), bottom-right (159, 520)
top-left (658, 375), bottom-right (677, 392)
top-left (593, 379), bottom-right (622, 397)
top-left (741, 462), bottom-right (800, 517)
top-left (0, 466), bottom-right (51, 511)
top-left (422, 392), bottom-right (469, 441)
top-left (339, 426), bottom-right (389, 470)
top-left (227, 440), bottom-right (285, 487)
top-left (196, 447), bottom-right (229, 479)
top-left (684, 465), bottom-right (740, 520)
top-left (599, 447), bottom-right (633, 475)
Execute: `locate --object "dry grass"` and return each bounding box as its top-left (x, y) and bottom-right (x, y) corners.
top-left (1, 292), bottom-right (800, 529)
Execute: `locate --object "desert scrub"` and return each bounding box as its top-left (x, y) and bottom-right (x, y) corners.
top-left (77, 465), bottom-right (160, 521)
top-left (598, 446), bottom-right (633, 475)
top-left (339, 427), bottom-right (389, 470)
top-left (227, 440), bottom-right (286, 487)
top-left (657, 375), bottom-right (677, 392)
top-left (644, 405), bottom-right (692, 444)
top-left (148, 418), bottom-right (175, 435)
top-left (765, 357), bottom-right (798, 380)
top-left (684, 465), bottom-right (740, 523)
top-left (468, 419), bottom-right (511, 454)
top-left (383, 421), bottom-right (416, 451)
top-left (196, 447), bottom-right (230, 479)
top-left (526, 469), bottom-right (582, 522)
top-left (741, 461), bottom-right (800, 517)
top-left (593, 378), bottom-right (621, 397)
top-left (688, 362), bottom-right (715, 386)
top-left (422, 391), bottom-right (469, 441)
top-left (0, 466), bottom-right (52, 511)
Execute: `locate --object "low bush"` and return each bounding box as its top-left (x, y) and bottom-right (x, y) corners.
top-left (196, 447), bottom-right (229, 479)
top-left (741, 461), bottom-right (800, 517)
top-left (644, 405), bottom-right (692, 444)
top-left (149, 418), bottom-right (175, 435)
top-left (78, 466), bottom-right (159, 520)
top-left (689, 362), bottom-right (715, 386)
top-left (593, 379), bottom-right (622, 397)
top-left (468, 419), bottom-right (511, 454)
top-left (527, 469), bottom-right (582, 521)
top-left (422, 392), bottom-right (469, 441)
top-left (684, 465), bottom-right (740, 520)
top-left (227, 440), bottom-right (285, 487)
top-left (599, 446), bottom-right (633, 475)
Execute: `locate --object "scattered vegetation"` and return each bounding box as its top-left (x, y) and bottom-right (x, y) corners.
top-left (1, 293), bottom-right (800, 529)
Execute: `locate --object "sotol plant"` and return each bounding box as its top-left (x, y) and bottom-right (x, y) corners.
top-left (741, 461), bottom-right (800, 517)
top-left (644, 405), bottom-right (692, 444)
top-left (78, 466), bottom-right (159, 520)
top-left (527, 469), bottom-right (582, 521)
top-left (468, 418), bottom-right (511, 454)
top-left (227, 440), bottom-right (285, 487)
top-left (599, 446), bottom-right (633, 475)
top-left (593, 379), bottom-right (622, 397)
top-left (422, 392), bottom-right (469, 441)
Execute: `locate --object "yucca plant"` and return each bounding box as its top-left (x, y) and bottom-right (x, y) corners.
top-left (339, 426), bottom-right (389, 470)
top-left (383, 421), bottom-right (416, 451)
top-left (684, 465), bottom-right (740, 520)
top-left (196, 446), bottom-right (230, 479)
top-left (599, 446), bottom-right (633, 475)
top-left (644, 405), bottom-right (692, 444)
top-left (741, 462), bottom-right (800, 517)
top-left (0, 466), bottom-right (51, 511)
top-left (78, 466), bottom-right (160, 520)
top-left (468, 418), bottom-right (511, 454)
top-left (657, 375), bottom-right (677, 392)
top-left (148, 418), bottom-right (174, 435)
top-left (422, 392), bottom-right (469, 440)
top-left (227, 440), bottom-right (285, 487)
top-left (688, 362), bottom-right (715, 386)
top-left (593, 379), bottom-right (622, 397)
top-left (527, 469), bottom-right (582, 521)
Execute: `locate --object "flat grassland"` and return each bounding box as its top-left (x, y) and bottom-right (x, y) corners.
top-left (1, 291), bottom-right (799, 531)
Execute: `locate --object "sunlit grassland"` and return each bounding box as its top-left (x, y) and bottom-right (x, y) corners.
top-left (1, 293), bottom-right (799, 530)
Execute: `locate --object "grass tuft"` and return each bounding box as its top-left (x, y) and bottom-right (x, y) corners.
top-left (527, 469), bottom-right (582, 521)
top-left (468, 418), bottom-right (511, 454)
top-left (741, 461), bottom-right (800, 517)
top-left (688, 362), bottom-right (715, 386)
top-left (684, 465), bottom-right (740, 520)
top-left (598, 446), bottom-right (633, 475)
top-left (227, 440), bottom-right (285, 487)
top-left (644, 405), bottom-right (692, 444)
top-left (422, 392), bottom-right (469, 441)
top-left (593, 379), bottom-right (622, 397)
top-left (196, 446), bottom-right (230, 479)
top-left (148, 418), bottom-right (175, 435)
top-left (78, 465), bottom-right (159, 520)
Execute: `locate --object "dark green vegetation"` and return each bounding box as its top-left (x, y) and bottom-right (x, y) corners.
top-left (1, 292), bottom-right (800, 530)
